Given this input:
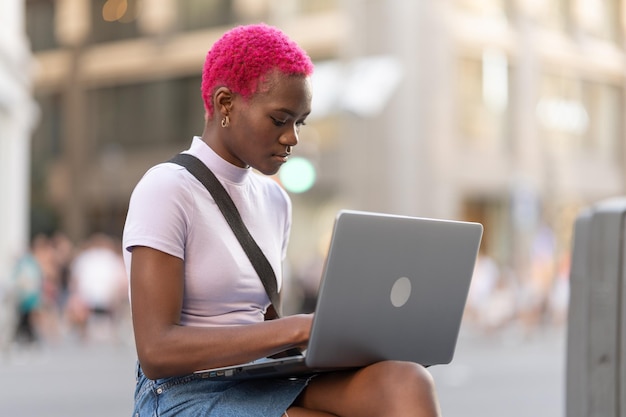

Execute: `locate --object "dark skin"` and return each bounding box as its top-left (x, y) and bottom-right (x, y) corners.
top-left (130, 70), bottom-right (441, 416)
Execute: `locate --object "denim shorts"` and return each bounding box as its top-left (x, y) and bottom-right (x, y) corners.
top-left (133, 363), bottom-right (312, 417)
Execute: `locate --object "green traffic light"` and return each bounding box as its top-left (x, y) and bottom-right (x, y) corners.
top-left (280, 157), bottom-right (316, 193)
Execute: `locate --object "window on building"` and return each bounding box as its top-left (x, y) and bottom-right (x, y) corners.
top-left (31, 93), bottom-right (63, 161)
top-left (461, 196), bottom-right (511, 263)
top-left (536, 75), bottom-right (587, 153)
top-left (298, 0), bottom-right (339, 13)
top-left (536, 75), bottom-right (622, 163)
top-left (536, 0), bottom-right (569, 33)
top-left (87, 77), bottom-right (205, 152)
top-left (25, 0), bottom-right (57, 51)
top-left (30, 93), bottom-right (63, 235)
top-left (456, 0), bottom-right (508, 20)
top-left (575, 0), bottom-right (621, 43)
top-left (457, 52), bottom-right (511, 151)
top-left (91, 0), bottom-right (140, 43)
top-left (176, 0), bottom-right (234, 32)
top-left (582, 81), bottom-right (622, 163)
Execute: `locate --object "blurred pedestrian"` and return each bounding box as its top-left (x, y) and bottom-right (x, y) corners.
top-left (481, 268), bottom-right (517, 334)
top-left (11, 235), bottom-right (47, 346)
top-left (66, 234), bottom-right (127, 342)
top-left (35, 232), bottom-right (68, 344)
top-left (519, 224), bottom-right (556, 335)
top-left (51, 232), bottom-right (75, 318)
top-left (548, 252), bottom-right (570, 327)
top-left (466, 252), bottom-right (499, 330)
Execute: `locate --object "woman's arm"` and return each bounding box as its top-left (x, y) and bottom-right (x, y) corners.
top-left (130, 245), bottom-right (312, 380)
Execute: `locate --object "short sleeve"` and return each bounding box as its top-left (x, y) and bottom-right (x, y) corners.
top-left (122, 163), bottom-right (194, 260)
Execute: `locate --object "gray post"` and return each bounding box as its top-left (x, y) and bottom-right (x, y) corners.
top-left (566, 197), bottom-right (626, 417)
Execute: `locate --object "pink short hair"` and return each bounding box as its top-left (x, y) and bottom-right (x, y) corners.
top-left (201, 23), bottom-right (314, 117)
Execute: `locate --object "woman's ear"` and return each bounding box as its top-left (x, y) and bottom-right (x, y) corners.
top-left (214, 87), bottom-right (234, 117)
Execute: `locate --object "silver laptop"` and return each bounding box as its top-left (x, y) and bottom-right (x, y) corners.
top-left (195, 209), bottom-right (483, 380)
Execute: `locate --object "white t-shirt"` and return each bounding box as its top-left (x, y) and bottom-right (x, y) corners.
top-left (72, 247), bottom-right (126, 309)
top-left (122, 137), bottom-right (292, 327)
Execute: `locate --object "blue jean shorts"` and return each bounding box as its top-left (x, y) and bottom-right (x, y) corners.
top-left (133, 363), bottom-right (311, 417)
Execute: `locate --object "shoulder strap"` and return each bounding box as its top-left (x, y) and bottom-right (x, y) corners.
top-left (168, 153), bottom-right (283, 316)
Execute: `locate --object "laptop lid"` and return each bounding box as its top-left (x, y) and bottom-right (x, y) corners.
top-left (196, 209), bottom-right (483, 379)
top-left (304, 210), bottom-right (483, 368)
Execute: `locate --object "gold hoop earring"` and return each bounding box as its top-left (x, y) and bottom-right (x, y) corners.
top-left (221, 115), bottom-right (230, 128)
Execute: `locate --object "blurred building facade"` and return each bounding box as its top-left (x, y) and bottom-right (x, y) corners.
top-left (0, 0), bottom-right (39, 280)
top-left (25, 0), bottom-right (625, 285)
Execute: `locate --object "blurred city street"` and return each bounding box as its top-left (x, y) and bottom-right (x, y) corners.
top-left (1, 336), bottom-right (137, 417)
top-left (431, 325), bottom-right (565, 417)
top-left (0, 322), bottom-right (565, 417)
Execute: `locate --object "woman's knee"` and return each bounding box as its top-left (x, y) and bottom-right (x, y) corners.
top-left (365, 361), bottom-right (440, 416)
top-left (366, 361), bottom-right (437, 400)
top-left (369, 360), bottom-right (433, 382)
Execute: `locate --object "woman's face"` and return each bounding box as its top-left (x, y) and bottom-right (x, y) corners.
top-left (223, 71), bottom-right (312, 176)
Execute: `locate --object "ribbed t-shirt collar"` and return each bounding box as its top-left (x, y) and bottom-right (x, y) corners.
top-left (185, 136), bottom-right (250, 185)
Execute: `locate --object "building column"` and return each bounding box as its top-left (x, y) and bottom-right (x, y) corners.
top-left (0, 0), bottom-right (39, 281)
top-left (57, 0), bottom-right (90, 243)
top-left (510, 6), bottom-right (542, 277)
top-left (342, 0), bottom-right (454, 218)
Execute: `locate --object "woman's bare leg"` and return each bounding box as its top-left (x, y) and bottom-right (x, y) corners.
top-left (293, 360), bottom-right (441, 417)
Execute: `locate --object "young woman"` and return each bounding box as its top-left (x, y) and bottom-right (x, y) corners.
top-left (123, 23), bottom-right (442, 417)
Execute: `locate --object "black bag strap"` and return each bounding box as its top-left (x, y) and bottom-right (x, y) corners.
top-left (168, 153), bottom-right (283, 316)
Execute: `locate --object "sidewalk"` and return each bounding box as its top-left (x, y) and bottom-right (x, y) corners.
top-left (0, 339), bottom-right (136, 417)
top-left (430, 324), bottom-right (565, 417)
